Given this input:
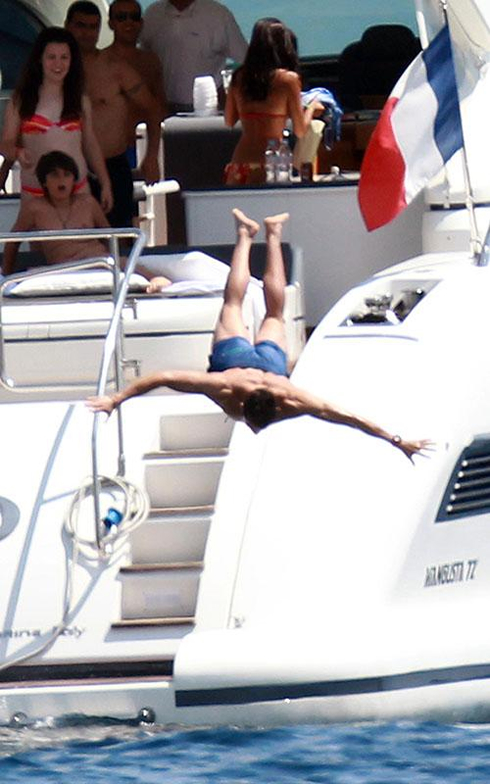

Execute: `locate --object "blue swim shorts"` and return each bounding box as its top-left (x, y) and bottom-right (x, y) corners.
top-left (208, 337), bottom-right (288, 376)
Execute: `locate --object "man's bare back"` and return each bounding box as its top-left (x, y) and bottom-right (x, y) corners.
top-left (87, 365), bottom-right (432, 461)
top-left (203, 367), bottom-right (300, 421)
top-left (87, 207), bottom-right (432, 461)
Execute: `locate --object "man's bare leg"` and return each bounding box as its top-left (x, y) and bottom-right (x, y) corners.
top-left (213, 208), bottom-right (260, 344)
top-left (256, 212), bottom-right (289, 350)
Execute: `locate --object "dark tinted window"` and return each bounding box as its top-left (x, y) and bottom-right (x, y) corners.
top-left (0, 0), bottom-right (43, 89)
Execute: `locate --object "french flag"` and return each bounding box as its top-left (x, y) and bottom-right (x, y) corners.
top-left (358, 25), bottom-right (464, 231)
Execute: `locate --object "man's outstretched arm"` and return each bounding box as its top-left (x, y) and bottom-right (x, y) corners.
top-left (86, 370), bottom-right (223, 415)
top-left (288, 385), bottom-right (433, 462)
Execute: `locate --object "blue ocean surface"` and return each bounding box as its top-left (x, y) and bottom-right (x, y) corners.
top-left (138, 0), bottom-right (418, 55)
top-left (2, 721), bottom-right (490, 783)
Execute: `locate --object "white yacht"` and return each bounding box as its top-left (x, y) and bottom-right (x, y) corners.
top-left (1, 0), bottom-right (490, 728)
top-left (0, 227), bottom-right (306, 728)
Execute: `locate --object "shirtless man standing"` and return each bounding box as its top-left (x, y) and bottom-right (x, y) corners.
top-left (65, 1), bottom-right (162, 228)
top-left (105, 0), bottom-right (167, 150)
top-left (87, 209), bottom-right (431, 462)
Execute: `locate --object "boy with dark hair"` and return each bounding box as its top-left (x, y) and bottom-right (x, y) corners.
top-left (36, 149), bottom-right (80, 185)
top-left (1, 150), bottom-right (170, 293)
top-left (2, 150), bottom-right (110, 275)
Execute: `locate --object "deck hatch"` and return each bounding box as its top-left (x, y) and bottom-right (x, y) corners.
top-left (436, 437), bottom-right (490, 521)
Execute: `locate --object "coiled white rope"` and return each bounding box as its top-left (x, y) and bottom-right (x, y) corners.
top-left (0, 475), bottom-right (150, 676)
top-left (64, 474), bottom-right (151, 560)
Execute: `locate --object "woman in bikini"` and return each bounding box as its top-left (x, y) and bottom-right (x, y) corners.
top-left (0, 27), bottom-right (112, 212)
top-left (224, 18), bottom-right (323, 186)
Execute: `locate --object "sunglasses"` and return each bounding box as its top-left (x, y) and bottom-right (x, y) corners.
top-left (113, 11), bottom-right (142, 22)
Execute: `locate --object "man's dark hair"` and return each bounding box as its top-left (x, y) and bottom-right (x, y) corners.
top-left (243, 389), bottom-right (277, 431)
top-left (66, 1), bottom-right (102, 22)
top-left (36, 151), bottom-right (80, 187)
top-left (109, 0), bottom-right (142, 19)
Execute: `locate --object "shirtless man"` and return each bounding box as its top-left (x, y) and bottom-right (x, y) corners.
top-left (65, 1), bottom-right (162, 228)
top-left (87, 209), bottom-right (431, 461)
top-left (104, 0), bottom-right (167, 156)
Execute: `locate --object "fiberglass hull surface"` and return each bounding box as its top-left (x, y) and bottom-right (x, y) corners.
top-left (2, 252), bottom-right (490, 726)
top-left (172, 251), bottom-right (490, 725)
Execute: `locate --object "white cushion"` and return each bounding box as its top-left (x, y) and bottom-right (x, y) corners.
top-left (160, 280), bottom-right (226, 296)
top-left (5, 269), bottom-right (149, 297)
top-left (141, 251), bottom-right (231, 284)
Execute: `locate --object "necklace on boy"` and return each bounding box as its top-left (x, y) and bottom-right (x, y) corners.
top-left (54, 200), bottom-right (73, 229)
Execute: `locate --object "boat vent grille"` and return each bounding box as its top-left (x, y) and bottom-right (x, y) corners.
top-left (436, 437), bottom-right (490, 521)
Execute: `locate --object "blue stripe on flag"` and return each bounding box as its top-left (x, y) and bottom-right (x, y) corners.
top-left (423, 25), bottom-right (463, 162)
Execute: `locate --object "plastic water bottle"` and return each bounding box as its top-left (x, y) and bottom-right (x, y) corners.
top-left (276, 130), bottom-right (293, 184)
top-left (265, 139), bottom-right (279, 184)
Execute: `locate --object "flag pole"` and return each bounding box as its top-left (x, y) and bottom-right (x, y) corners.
top-left (440, 0), bottom-right (482, 259)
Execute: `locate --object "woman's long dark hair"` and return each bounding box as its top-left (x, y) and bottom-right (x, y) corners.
top-left (14, 27), bottom-right (84, 120)
top-left (235, 18), bottom-right (299, 102)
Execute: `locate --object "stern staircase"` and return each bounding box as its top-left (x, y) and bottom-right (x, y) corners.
top-left (112, 408), bottom-right (233, 638)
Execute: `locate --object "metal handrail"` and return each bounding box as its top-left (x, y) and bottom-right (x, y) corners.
top-left (0, 226), bottom-right (147, 553)
top-left (0, 227), bottom-right (136, 391)
top-left (88, 229), bottom-right (147, 552)
top-left (478, 221), bottom-right (490, 267)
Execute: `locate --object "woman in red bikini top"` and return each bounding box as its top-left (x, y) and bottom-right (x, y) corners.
top-left (0, 27), bottom-right (112, 212)
top-left (224, 18), bottom-right (323, 186)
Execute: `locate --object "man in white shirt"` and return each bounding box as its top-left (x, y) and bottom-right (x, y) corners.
top-left (140, 0), bottom-right (247, 114)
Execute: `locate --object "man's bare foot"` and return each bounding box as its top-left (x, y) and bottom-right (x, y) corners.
top-left (264, 212), bottom-right (290, 238)
top-left (233, 208), bottom-right (260, 238)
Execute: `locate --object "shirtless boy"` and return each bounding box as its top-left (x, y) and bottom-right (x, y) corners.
top-left (87, 208), bottom-right (432, 461)
top-left (2, 150), bottom-right (170, 292)
top-left (65, 1), bottom-right (162, 227)
top-left (2, 150), bottom-right (110, 274)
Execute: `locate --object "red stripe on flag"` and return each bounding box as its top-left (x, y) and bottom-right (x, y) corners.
top-left (358, 98), bottom-right (407, 231)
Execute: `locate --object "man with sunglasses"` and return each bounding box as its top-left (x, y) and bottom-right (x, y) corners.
top-left (104, 1), bottom-right (168, 166)
top-left (140, 0), bottom-right (247, 115)
top-left (66, 1), bottom-right (162, 228)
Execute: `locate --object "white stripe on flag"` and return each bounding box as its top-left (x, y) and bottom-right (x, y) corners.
top-left (391, 61), bottom-right (443, 203)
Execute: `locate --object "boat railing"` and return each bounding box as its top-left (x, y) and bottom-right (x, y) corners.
top-left (478, 221), bottom-right (490, 267)
top-left (0, 226), bottom-right (147, 553)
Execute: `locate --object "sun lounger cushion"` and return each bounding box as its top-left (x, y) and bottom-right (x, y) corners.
top-left (4, 269), bottom-right (149, 297)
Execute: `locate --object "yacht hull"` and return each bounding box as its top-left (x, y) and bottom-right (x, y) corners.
top-left (2, 249), bottom-right (490, 727)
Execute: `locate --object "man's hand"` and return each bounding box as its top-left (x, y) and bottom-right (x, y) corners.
top-left (86, 395), bottom-right (116, 415)
top-left (100, 182), bottom-right (114, 214)
top-left (395, 437), bottom-right (435, 463)
top-left (140, 154), bottom-right (160, 185)
top-left (146, 275), bottom-right (171, 293)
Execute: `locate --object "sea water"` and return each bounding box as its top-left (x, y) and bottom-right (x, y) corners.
top-left (2, 722), bottom-right (490, 782)
top-left (138, 0), bottom-right (418, 57)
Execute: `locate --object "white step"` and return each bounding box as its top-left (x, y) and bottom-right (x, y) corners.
top-left (159, 411), bottom-right (233, 451)
top-left (131, 511), bottom-right (211, 564)
top-left (112, 616), bottom-right (194, 629)
top-left (144, 456), bottom-right (225, 508)
top-left (120, 564), bottom-right (202, 620)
